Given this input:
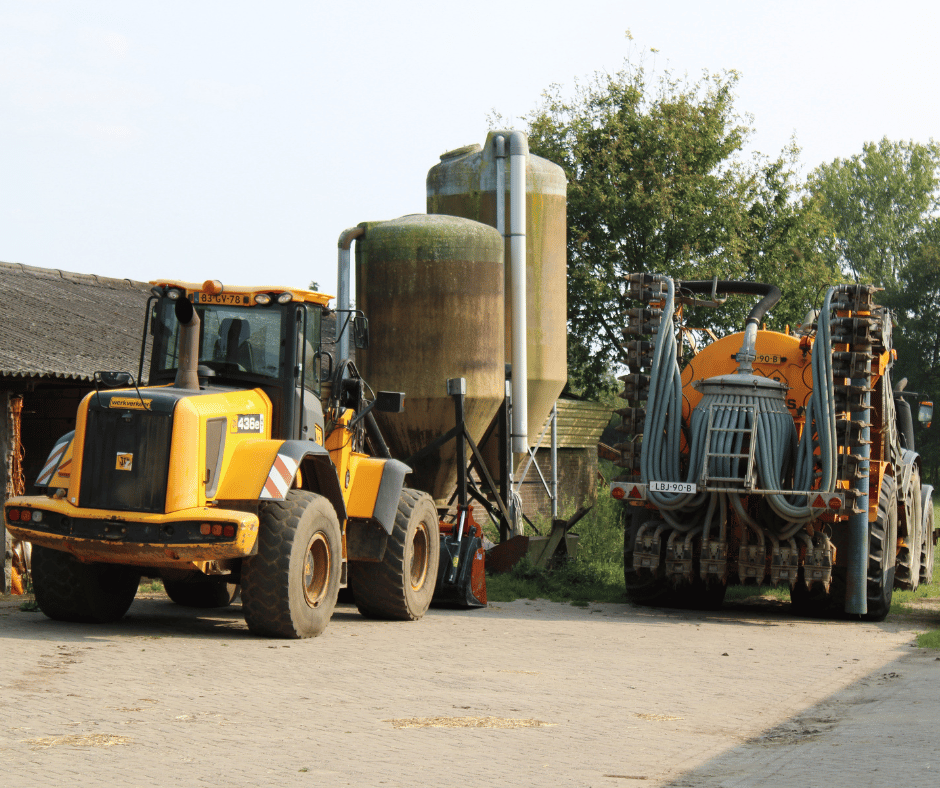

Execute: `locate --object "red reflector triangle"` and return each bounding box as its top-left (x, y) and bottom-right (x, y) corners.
top-left (813, 494), bottom-right (826, 508)
top-left (629, 486), bottom-right (642, 499)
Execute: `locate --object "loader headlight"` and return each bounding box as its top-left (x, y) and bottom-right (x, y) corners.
top-left (254, 294), bottom-right (272, 305)
top-left (166, 288), bottom-right (182, 301)
top-left (276, 292), bottom-right (293, 304)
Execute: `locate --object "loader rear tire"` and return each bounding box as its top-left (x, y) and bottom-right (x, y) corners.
top-left (31, 546), bottom-right (140, 624)
top-left (349, 488), bottom-right (439, 620)
top-left (864, 475), bottom-right (898, 622)
top-left (623, 508), bottom-right (670, 604)
top-left (164, 575), bottom-right (238, 608)
top-left (241, 490), bottom-right (341, 638)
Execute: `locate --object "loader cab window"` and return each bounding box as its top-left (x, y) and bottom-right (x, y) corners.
top-left (302, 305), bottom-right (322, 394)
top-left (149, 299), bottom-right (287, 383)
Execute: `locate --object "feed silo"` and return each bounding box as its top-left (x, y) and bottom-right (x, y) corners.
top-left (426, 131), bottom-right (567, 449)
top-left (353, 214), bottom-right (505, 502)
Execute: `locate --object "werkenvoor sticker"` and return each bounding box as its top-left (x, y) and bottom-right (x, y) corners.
top-left (109, 397), bottom-right (151, 410)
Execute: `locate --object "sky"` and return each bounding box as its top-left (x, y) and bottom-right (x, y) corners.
top-left (1, 0), bottom-right (938, 299)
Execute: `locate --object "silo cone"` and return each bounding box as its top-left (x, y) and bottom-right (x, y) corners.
top-left (427, 132), bottom-right (567, 455)
top-left (355, 214), bottom-right (505, 503)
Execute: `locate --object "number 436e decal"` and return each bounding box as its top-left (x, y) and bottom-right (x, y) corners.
top-left (233, 413), bottom-right (265, 434)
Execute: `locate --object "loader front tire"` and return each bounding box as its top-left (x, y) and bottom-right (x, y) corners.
top-left (31, 545), bottom-right (140, 624)
top-left (864, 475), bottom-right (898, 622)
top-left (241, 490), bottom-right (341, 638)
top-left (349, 488), bottom-right (439, 620)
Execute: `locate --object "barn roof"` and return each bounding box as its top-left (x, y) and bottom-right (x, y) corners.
top-left (0, 261), bottom-right (151, 382)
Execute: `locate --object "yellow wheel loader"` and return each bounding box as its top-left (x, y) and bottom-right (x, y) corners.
top-left (5, 280), bottom-right (439, 638)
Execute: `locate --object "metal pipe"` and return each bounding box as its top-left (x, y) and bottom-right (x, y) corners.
top-left (495, 135), bottom-right (506, 240)
top-left (846, 366), bottom-right (872, 616)
top-left (336, 226), bottom-right (365, 361)
top-left (508, 130), bottom-right (528, 454)
top-left (174, 297), bottom-right (201, 390)
top-left (550, 403), bottom-right (558, 520)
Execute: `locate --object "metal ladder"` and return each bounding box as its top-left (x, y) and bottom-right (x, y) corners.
top-left (700, 404), bottom-right (758, 489)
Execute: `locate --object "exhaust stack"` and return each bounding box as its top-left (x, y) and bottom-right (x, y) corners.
top-left (174, 297), bottom-right (201, 390)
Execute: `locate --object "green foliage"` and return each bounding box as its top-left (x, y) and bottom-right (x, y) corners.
top-left (485, 555), bottom-right (624, 604)
top-left (891, 506), bottom-right (940, 614)
top-left (808, 137), bottom-right (940, 284)
top-left (138, 579), bottom-right (165, 594)
top-left (522, 57), bottom-right (838, 396)
top-left (18, 575), bottom-right (40, 612)
top-left (808, 138), bottom-right (940, 481)
top-left (916, 629), bottom-right (940, 649)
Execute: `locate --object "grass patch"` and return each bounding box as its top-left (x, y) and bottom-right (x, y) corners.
top-left (137, 579), bottom-right (165, 594)
top-left (486, 555), bottom-right (625, 604)
top-left (891, 504), bottom-right (940, 615)
top-left (916, 629), bottom-right (940, 649)
top-left (725, 584), bottom-right (791, 603)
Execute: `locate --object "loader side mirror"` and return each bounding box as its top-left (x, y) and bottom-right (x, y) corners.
top-left (95, 371), bottom-right (136, 388)
top-left (918, 401), bottom-right (933, 428)
top-left (353, 315), bottom-right (370, 350)
top-left (375, 391), bottom-right (405, 413)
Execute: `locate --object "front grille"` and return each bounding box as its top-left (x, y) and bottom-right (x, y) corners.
top-left (80, 404), bottom-right (174, 513)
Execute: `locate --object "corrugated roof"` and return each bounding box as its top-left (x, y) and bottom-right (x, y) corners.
top-left (530, 398), bottom-right (611, 449)
top-left (0, 261), bottom-right (151, 382)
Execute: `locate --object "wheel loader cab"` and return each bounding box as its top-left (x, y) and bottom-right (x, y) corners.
top-left (146, 284), bottom-right (327, 442)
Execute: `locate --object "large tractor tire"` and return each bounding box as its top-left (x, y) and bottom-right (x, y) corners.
top-left (895, 467), bottom-right (922, 591)
top-left (864, 474), bottom-right (898, 622)
top-left (31, 545), bottom-right (140, 624)
top-left (241, 490), bottom-right (341, 639)
top-left (623, 508), bottom-right (671, 604)
top-left (349, 488), bottom-right (439, 620)
top-left (919, 488), bottom-right (935, 587)
top-left (163, 574), bottom-right (238, 608)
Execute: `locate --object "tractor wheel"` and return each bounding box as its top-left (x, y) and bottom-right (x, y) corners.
top-left (623, 508), bottom-right (671, 604)
top-left (349, 488), bottom-right (439, 620)
top-left (919, 495), bottom-right (935, 586)
top-left (864, 474), bottom-right (898, 622)
top-left (895, 467), bottom-right (922, 590)
top-left (241, 490), bottom-right (341, 638)
top-left (31, 546), bottom-right (140, 624)
top-left (163, 574), bottom-right (238, 608)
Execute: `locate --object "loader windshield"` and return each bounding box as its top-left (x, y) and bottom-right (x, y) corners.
top-left (149, 301), bottom-right (287, 382)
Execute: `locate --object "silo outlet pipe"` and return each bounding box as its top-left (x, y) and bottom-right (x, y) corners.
top-left (336, 226), bottom-right (365, 361)
top-left (508, 131), bottom-right (529, 454)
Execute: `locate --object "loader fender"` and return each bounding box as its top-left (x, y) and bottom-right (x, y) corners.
top-left (345, 459), bottom-right (410, 562)
top-left (215, 439), bottom-right (346, 523)
top-left (35, 431), bottom-right (75, 488)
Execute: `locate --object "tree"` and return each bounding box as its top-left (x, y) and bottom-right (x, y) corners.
top-left (809, 138), bottom-right (940, 482)
top-left (807, 137), bottom-right (940, 285)
top-left (883, 219), bottom-right (940, 481)
top-left (524, 62), bottom-right (837, 397)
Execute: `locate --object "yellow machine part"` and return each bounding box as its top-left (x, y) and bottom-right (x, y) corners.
top-left (62, 388), bottom-right (273, 512)
top-left (323, 409), bottom-right (388, 519)
top-left (5, 496), bottom-right (260, 567)
top-left (680, 330), bottom-right (813, 423)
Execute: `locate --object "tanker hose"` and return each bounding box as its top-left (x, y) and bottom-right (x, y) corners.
top-left (640, 276), bottom-right (704, 511)
top-left (760, 287), bottom-right (838, 524)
